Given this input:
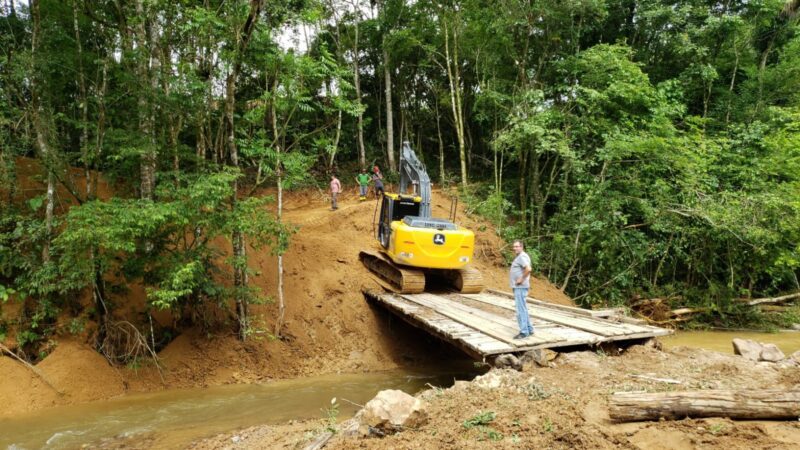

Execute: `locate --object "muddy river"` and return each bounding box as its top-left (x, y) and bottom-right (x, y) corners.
top-left (662, 330), bottom-right (799, 355)
top-left (0, 365), bottom-right (482, 450)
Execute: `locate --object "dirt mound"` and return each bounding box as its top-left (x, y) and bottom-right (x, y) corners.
top-left (37, 339), bottom-right (126, 400)
top-left (0, 339), bottom-right (125, 418)
top-left (0, 356), bottom-right (63, 417)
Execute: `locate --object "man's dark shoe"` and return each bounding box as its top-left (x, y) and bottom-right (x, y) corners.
top-left (513, 333), bottom-right (529, 340)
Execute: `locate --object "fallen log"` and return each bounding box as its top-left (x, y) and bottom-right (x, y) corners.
top-left (739, 292), bottom-right (800, 307)
top-left (609, 389), bottom-right (800, 422)
top-left (627, 374), bottom-right (683, 385)
top-left (758, 305), bottom-right (790, 313)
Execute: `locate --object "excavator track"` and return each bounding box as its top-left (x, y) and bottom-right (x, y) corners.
top-left (435, 266), bottom-right (484, 294)
top-left (359, 250), bottom-right (426, 294)
top-left (452, 266), bottom-right (484, 294)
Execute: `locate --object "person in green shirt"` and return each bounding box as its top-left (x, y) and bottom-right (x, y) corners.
top-left (355, 168), bottom-right (370, 201)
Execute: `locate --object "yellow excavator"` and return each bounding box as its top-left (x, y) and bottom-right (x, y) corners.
top-left (359, 142), bottom-right (483, 294)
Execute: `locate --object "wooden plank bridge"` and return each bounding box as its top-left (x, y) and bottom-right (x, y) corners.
top-left (364, 289), bottom-right (672, 359)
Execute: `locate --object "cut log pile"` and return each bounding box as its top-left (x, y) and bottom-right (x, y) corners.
top-left (609, 389), bottom-right (800, 422)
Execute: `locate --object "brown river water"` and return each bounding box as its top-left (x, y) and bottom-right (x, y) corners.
top-left (662, 330), bottom-right (800, 355)
top-left (0, 364), bottom-right (482, 450)
top-left (2, 332), bottom-right (798, 449)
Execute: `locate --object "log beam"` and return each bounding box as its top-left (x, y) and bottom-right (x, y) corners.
top-left (609, 389), bottom-right (800, 422)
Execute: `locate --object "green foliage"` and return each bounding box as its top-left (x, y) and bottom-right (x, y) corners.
top-left (542, 416), bottom-right (554, 433)
top-left (323, 397), bottom-right (340, 433)
top-left (463, 410), bottom-right (503, 441)
top-left (462, 410), bottom-right (496, 429)
top-left (0, 285), bottom-right (14, 303)
top-left (13, 169), bottom-right (290, 321)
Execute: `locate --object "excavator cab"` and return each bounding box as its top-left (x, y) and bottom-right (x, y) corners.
top-left (377, 193), bottom-right (420, 248)
top-left (375, 192), bottom-right (475, 271)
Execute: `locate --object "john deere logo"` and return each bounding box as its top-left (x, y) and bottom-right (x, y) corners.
top-left (433, 234), bottom-right (445, 245)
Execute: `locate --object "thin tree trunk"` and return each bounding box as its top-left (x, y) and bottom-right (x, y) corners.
top-left (270, 77), bottom-right (286, 338)
top-left (226, 0), bottom-right (263, 340)
top-left (330, 109), bottom-right (342, 169)
top-left (134, 0), bottom-right (157, 200)
top-left (725, 42), bottom-right (739, 125)
top-left (518, 148), bottom-right (528, 218)
top-left (443, 17), bottom-right (467, 188)
top-left (435, 100), bottom-right (445, 185)
top-left (30, 0), bottom-right (54, 263)
top-left (226, 69), bottom-right (248, 339)
top-left (72, 0), bottom-right (90, 200)
top-left (383, 47), bottom-right (395, 171)
top-left (561, 227), bottom-right (582, 293)
top-left (352, 2), bottom-right (366, 168)
top-left (92, 55), bottom-right (109, 200)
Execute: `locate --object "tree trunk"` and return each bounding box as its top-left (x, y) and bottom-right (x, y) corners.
top-left (610, 390), bottom-right (800, 422)
top-left (271, 77), bottom-right (286, 338)
top-left (72, 0), bottom-right (90, 200)
top-left (352, 3), bottom-right (366, 168)
top-left (330, 109), bottom-right (342, 170)
top-left (225, 0), bottom-right (263, 340)
top-left (92, 55), bottom-right (109, 200)
top-left (443, 17), bottom-right (467, 188)
top-left (30, 0), bottom-right (54, 263)
top-left (383, 47), bottom-right (395, 171)
top-left (435, 100), bottom-right (445, 185)
top-left (134, 0), bottom-right (157, 201)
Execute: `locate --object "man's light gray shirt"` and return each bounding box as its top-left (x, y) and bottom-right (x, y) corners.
top-left (509, 251), bottom-right (531, 289)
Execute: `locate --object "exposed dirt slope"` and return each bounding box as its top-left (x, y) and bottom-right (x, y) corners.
top-left (0, 181), bottom-right (570, 417)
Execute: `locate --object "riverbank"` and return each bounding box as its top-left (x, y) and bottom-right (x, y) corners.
top-left (189, 342), bottom-right (800, 450)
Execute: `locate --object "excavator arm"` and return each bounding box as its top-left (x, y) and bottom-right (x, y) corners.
top-left (398, 141), bottom-right (432, 219)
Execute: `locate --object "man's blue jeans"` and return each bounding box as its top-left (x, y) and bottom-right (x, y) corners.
top-left (514, 287), bottom-right (534, 335)
top-left (359, 185), bottom-right (368, 196)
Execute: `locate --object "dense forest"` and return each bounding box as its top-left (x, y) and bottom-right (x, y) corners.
top-left (1, 0), bottom-right (799, 359)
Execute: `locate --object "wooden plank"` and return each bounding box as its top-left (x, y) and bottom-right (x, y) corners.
top-left (399, 293), bottom-right (557, 346)
top-left (483, 289), bottom-right (620, 317)
top-left (410, 293), bottom-right (567, 344)
top-left (415, 293), bottom-right (566, 342)
top-left (463, 292), bottom-right (627, 335)
top-left (464, 292), bottom-right (640, 337)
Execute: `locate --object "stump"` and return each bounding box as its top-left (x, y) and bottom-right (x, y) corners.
top-left (609, 389), bottom-right (800, 422)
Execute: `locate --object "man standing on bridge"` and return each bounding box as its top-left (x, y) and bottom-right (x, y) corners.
top-left (510, 240), bottom-right (534, 339)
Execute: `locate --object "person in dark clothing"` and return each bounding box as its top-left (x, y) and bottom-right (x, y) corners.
top-left (372, 165), bottom-right (384, 197)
